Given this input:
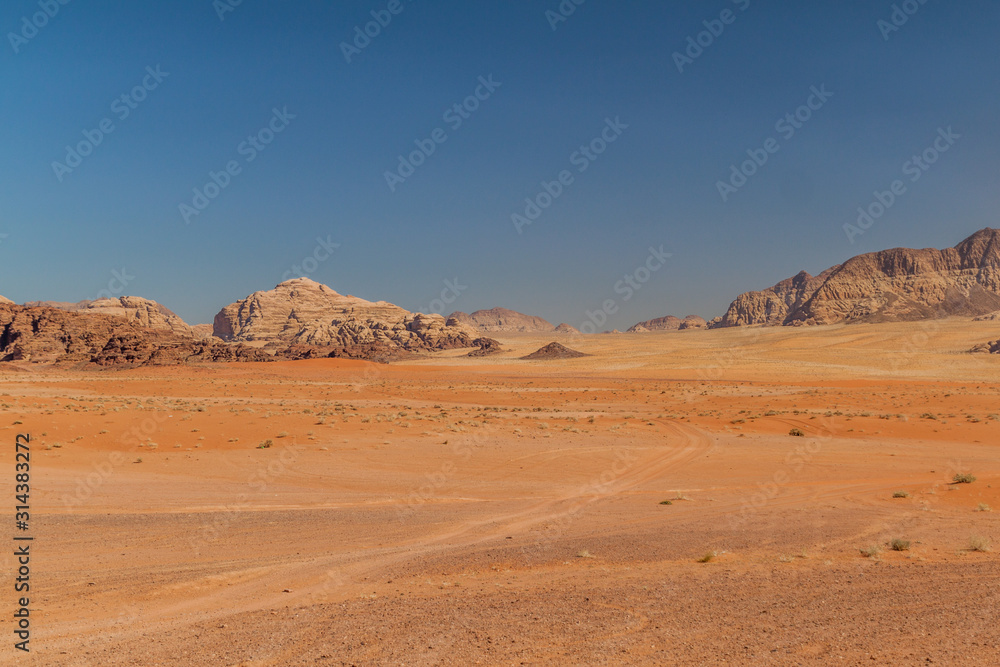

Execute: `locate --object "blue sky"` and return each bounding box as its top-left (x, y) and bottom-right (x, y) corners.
top-left (1, 0), bottom-right (998, 328)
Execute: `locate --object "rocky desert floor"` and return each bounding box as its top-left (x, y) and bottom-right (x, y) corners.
top-left (2, 320), bottom-right (999, 666)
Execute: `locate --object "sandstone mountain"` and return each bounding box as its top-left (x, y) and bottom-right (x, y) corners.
top-left (554, 323), bottom-right (581, 335)
top-left (0, 295), bottom-right (12, 305)
top-left (214, 278), bottom-right (478, 357)
top-left (713, 228), bottom-right (1000, 327)
top-left (627, 315), bottom-right (706, 332)
top-left (0, 303), bottom-right (266, 366)
top-left (449, 307), bottom-right (554, 333)
top-left (23, 296), bottom-right (193, 336)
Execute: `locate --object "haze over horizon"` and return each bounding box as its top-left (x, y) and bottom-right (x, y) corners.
top-left (2, 0), bottom-right (999, 328)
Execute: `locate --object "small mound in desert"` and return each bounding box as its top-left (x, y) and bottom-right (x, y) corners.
top-left (521, 342), bottom-right (587, 360)
top-left (467, 337), bottom-right (503, 357)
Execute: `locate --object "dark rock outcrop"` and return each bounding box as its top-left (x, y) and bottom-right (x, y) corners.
top-left (467, 337), bottom-right (503, 357)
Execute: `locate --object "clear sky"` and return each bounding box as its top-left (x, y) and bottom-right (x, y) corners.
top-left (2, 0), bottom-right (998, 328)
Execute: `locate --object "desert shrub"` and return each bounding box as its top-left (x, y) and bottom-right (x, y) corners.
top-left (968, 536), bottom-right (991, 552)
top-left (892, 491), bottom-right (910, 499)
top-left (859, 544), bottom-right (882, 558)
top-left (659, 500), bottom-right (673, 506)
top-left (789, 428), bottom-right (805, 437)
top-left (258, 439), bottom-right (273, 449)
top-left (975, 503), bottom-right (991, 512)
top-left (952, 473), bottom-right (976, 484)
top-left (697, 551), bottom-right (716, 563)
top-left (890, 538), bottom-right (910, 551)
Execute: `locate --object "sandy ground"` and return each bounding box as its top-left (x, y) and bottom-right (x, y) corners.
top-left (1, 319), bottom-right (999, 665)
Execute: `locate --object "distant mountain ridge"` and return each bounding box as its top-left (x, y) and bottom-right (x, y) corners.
top-left (712, 228), bottom-right (1000, 327)
top-left (627, 315), bottom-right (706, 332)
top-left (449, 307), bottom-right (555, 333)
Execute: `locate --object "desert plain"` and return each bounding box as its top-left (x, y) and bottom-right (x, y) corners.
top-left (2, 320), bottom-right (999, 666)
